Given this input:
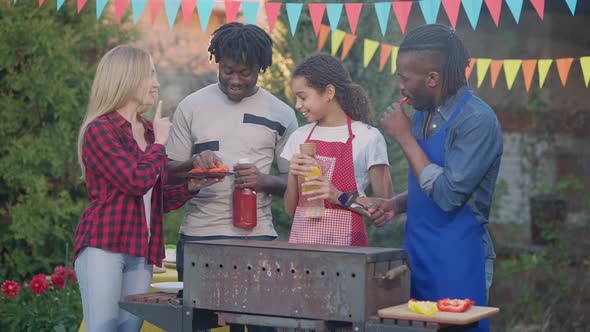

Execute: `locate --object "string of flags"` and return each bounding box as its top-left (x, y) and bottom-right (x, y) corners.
top-left (316, 23), bottom-right (590, 90)
top-left (28, 0), bottom-right (580, 33)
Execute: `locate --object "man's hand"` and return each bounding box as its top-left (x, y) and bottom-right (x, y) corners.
top-left (192, 150), bottom-right (222, 169)
top-left (234, 162), bottom-right (264, 191)
top-left (381, 102), bottom-right (413, 145)
top-left (187, 177), bottom-right (221, 194)
top-left (364, 198), bottom-right (397, 227)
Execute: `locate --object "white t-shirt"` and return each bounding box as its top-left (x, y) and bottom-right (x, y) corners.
top-left (280, 121), bottom-right (389, 196)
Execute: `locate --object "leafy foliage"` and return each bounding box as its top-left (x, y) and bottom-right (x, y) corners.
top-left (0, 0), bottom-right (138, 280)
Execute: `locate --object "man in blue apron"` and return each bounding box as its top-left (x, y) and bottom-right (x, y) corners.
top-left (369, 24), bottom-right (503, 332)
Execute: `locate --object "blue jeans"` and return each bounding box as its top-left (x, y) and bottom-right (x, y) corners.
top-left (176, 234), bottom-right (277, 332)
top-left (75, 247), bottom-right (152, 332)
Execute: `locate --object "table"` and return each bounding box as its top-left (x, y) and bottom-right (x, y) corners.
top-left (78, 267), bottom-right (230, 332)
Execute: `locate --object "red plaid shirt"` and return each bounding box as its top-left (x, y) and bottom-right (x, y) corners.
top-left (74, 111), bottom-right (193, 266)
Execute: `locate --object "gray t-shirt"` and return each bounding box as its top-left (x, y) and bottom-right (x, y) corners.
top-left (166, 84), bottom-right (298, 237)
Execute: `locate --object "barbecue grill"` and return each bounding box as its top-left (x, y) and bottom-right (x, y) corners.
top-left (120, 240), bottom-right (496, 331)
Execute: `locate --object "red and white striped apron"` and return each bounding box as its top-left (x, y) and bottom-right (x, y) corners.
top-left (288, 117), bottom-right (368, 246)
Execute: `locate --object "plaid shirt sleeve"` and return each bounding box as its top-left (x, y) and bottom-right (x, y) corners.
top-left (83, 121), bottom-right (166, 195)
top-left (163, 183), bottom-right (194, 213)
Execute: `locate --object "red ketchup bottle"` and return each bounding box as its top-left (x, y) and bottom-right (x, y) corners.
top-left (232, 158), bottom-right (257, 229)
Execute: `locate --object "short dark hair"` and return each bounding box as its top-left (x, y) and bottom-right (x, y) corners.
top-left (293, 53), bottom-right (374, 125)
top-left (399, 24), bottom-right (470, 97)
top-left (208, 22), bottom-right (273, 72)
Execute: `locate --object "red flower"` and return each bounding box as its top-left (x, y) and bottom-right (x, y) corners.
top-left (1, 280), bottom-right (19, 298)
top-left (52, 265), bottom-right (77, 285)
top-left (29, 274), bottom-right (48, 295)
top-left (50, 273), bottom-right (65, 289)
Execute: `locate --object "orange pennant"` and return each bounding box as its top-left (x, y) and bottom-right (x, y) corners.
top-left (224, 0), bottom-right (241, 23)
top-left (265, 2), bottom-right (282, 33)
top-left (465, 58), bottom-right (476, 82)
top-left (318, 25), bottom-right (331, 52)
top-left (556, 58), bottom-right (574, 87)
top-left (379, 44), bottom-right (393, 72)
top-left (181, 0), bottom-right (197, 27)
top-left (309, 3), bottom-right (326, 37)
top-left (77, 0), bottom-right (88, 13)
top-left (115, 0), bottom-right (129, 24)
top-left (150, 0), bottom-right (164, 25)
top-left (340, 33), bottom-right (357, 61)
top-left (39, 0), bottom-right (44, 7)
top-left (489, 60), bottom-right (503, 88)
top-left (521, 59), bottom-right (537, 92)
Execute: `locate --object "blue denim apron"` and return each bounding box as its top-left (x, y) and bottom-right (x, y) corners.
top-left (405, 90), bottom-right (488, 331)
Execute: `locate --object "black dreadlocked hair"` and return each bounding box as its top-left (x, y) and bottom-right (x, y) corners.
top-left (208, 22), bottom-right (273, 72)
top-left (399, 24), bottom-right (470, 98)
top-left (293, 53), bottom-right (374, 125)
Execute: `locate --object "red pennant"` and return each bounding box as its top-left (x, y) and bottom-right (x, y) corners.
top-left (489, 60), bottom-right (503, 88)
top-left (340, 33), bottom-right (357, 61)
top-left (556, 58), bottom-right (574, 87)
top-left (308, 3), bottom-right (326, 37)
top-left (77, 0), bottom-right (88, 13)
top-left (39, 0), bottom-right (44, 7)
top-left (392, 1), bottom-right (412, 34)
top-left (318, 25), bottom-right (331, 51)
top-left (181, 0), bottom-right (197, 27)
top-left (150, 0), bottom-right (164, 25)
top-left (484, 0), bottom-right (502, 26)
top-left (521, 59), bottom-right (537, 92)
top-left (115, 0), bottom-right (129, 24)
top-left (344, 3), bottom-right (363, 35)
top-left (530, 0), bottom-right (545, 20)
top-left (265, 2), bottom-right (282, 33)
top-left (465, 58), bottom-right (476, 82)
top-left (224, 0), bottom-right (241, 23)
top-left (442, 0), bottom-right (461, 29)
top-left (379, 44), bottom-right (393, 72)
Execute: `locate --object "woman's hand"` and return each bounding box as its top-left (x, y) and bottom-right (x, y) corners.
top-left (288, 153), bottom-right (315, 177)
top-left (153, 101), bottom-right (172, 145)
top-left (300, 176), bottom-right (331, 201)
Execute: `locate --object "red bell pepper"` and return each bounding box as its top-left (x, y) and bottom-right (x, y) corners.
top-left (436, 298), bottom-right (475, 313)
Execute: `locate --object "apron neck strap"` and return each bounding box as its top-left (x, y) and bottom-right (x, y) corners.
top-left (306, 116), bottom-right (354, 142)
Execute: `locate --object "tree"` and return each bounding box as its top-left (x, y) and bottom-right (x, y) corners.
top-left (0, 0), bottom-right (138, 279)
top-left (259, 0), bottom-right (408, 247)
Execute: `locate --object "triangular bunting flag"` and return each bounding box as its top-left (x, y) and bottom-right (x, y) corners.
top-left (462, 0), bottom-right (483, 30)
top-left (466, 58), bottom-right (476, 81)
top-left (39, 0), bottom-right (44, 7)
top-left (364, 39), bottom-right (380, 68)
top-left (197, 0), bottom-right (214, 31)
top-left (505, 0), bottom-right (523, 23)
top-left (242, 1), bottom-right (260, 25)
top-left (344, 3), bottom-right (362, 35)
top-left (132, 0), bottom-right (148, 24)
top-left (224, 0), bottom-right (241, 23)
top-left (503, 59), bottom-right (522, 90)
top-left (565, 0), bottom-right (577, 15)
top-left (164, 0), bottom-right (181, 28)
top-left (326, 3), bottom-right (344, 32)
top-left (374, 2), bottom-right (391, 36)
top-left (484, 0), bottom-right (502, 26)
top-left (149, 0), bottom-right (164, 25)
top-left (521, 59), bottom-right (537, 92)
top-left (391, 46), bottom-right (399, 74)
top-left (379, 44), bottom-right (393, 72)
top-left (476, 58), bottom-right (492, 87)
top-left (286, 3), bottom-right (303, 36)
top-left (57, 0), bottom-right (65, 11)
top-left (392, 1), bottom-right (412, 34)
top-left (489, 60), bottom-right (503, 88)
top-left (115, 0), bottom-right (129, 23)
top-left (580, 56), bottom-right (590, 87)
top-left (538, 59), bottom-right (552, 88)
top-left (181, 0), bottom-right (197, 27)
top-left (77, 0), bottom-right (88, 13)
top-left (442, 0), bottom-right (461, 29)
top-left (97, 0), bottom-right (108, 18)
top-left (341, 33), bottom-right (357, 61)
top-left (556, 58), bottom-right (574, 87)
top-left (264, 2), bottom-right (282, 33)
top-left (419, 0), bottom-right (442, 24)
top-left (530, 0), bottom-right (544, 20)
top-left (318, 25), bottom-right (331, 51)
top-left (331, 29), bottom-right (346, 57)
top-left (308, 3), bottom-right (326, 37)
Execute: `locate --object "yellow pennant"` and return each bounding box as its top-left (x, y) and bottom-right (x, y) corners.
top-left (331, 29), bottom-right (346, 57)
top-left (364, 39), bottom-right (380, 68)
top-left (581, 57), bottom-right (590, 87)
top-left (503, 59), bottom-right (522, 90)
top-left (391, 46), bottom-right (399, 74)
top-left (537, 59), bottom-right (553, 88)
top-left (476, 58), bottom-right (491, 87)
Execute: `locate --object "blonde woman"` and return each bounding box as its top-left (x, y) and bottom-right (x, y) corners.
top-left (73, 45), bottom-right (218, 332)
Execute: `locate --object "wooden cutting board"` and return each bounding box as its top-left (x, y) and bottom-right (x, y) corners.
top-left (378, 304), bottom-right (500, 325)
